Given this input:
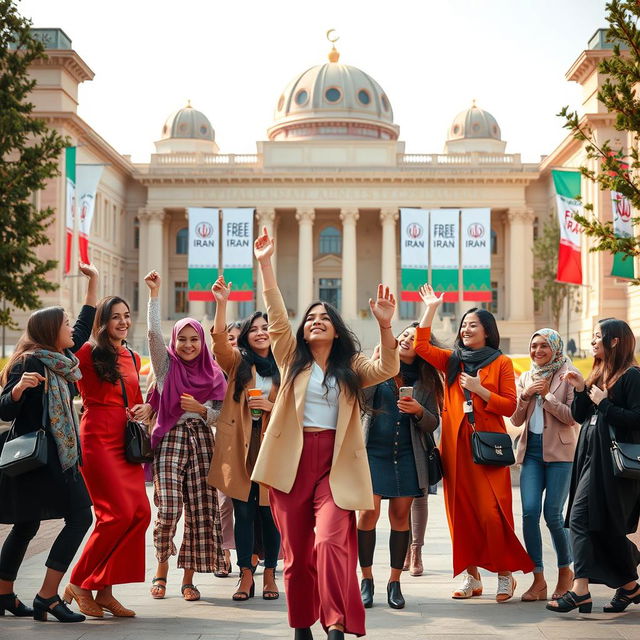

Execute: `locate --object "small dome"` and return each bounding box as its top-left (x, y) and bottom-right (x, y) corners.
top-left (268, 47), bottom-right (399, 141)
top-left (448, 102), bottom-right (501, 141)
top-left (161, 102), bottom-right (215, 142)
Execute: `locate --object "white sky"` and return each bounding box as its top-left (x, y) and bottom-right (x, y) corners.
top-left (18, 0), bottom-right (608, 163)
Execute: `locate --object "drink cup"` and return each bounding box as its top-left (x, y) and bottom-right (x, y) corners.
top-left (248, 388), bottom-right (263, 420)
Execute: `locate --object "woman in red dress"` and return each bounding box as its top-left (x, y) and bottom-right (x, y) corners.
top-left (64, 296), bottom-right (152, 617)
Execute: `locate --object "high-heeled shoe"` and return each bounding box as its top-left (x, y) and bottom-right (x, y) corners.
top-left (33, 594), bottom-right (86, 623)
top-left (545, 590), bottom-right (592, 614)
top-left (94, 594), bottom-right (136, 617)
top-left (232, 567), bottom-right (255, 601)
top-left (360, 577), bottom-right (374, 608)
top-left (0, 592), bottom-right (33, 617)
top-left (603, 583), bottom-right (640, 612)
top-left (327, 630), bottom-right (344, 640)
top-left (521, 581), bottom-right (548, 602)
top-left (262, 567), bottom-right (279, 600)
top-left (63, 584), bottom-right (103, 618)
top-left (387, 581), bottom-right (405, 609)
top-left (294, 628), bottom-right (313, 640)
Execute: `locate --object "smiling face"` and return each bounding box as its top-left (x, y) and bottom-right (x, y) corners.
top-left (227, 326), bottom-right (241, 348)
top-left (397, 326), bottom-right (417, 362)
top-left (175, 324), bottom-right (202, 361)
top-left (303, 303), bottom-right (337, 344)
top-left (530, 335), bottom-right (553, 366)
top-left (107, 302), bottom-right (131, 346)
top-left (247, 316), bottom-right (270, 356)
top-left (459, 312), bottom-right (487, 349)
top-left (56, 313), bottom-right (74, 351)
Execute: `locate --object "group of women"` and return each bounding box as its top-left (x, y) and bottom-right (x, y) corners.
top-left (0, 230), bottom-right (639, 638)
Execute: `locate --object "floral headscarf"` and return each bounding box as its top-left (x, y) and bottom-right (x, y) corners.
top-left (530, 328), bottom-right (568, 380)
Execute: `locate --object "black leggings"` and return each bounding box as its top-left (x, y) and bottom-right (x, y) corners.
top-left (0, 507), bottom-right (92, 581)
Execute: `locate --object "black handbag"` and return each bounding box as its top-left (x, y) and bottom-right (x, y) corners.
top-left (120, 349), bottom-right (153, 464)
top-left (609, 423), bottom-right (640, 480)
top-left (424, 430), bottom-right (443, 484)
top-left (0, 377), bottom-right (49, 477)
top-left (464, 388), bottom-right (514, 467)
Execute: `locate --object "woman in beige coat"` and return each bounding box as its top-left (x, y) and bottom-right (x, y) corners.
top-left (511, 329), bottom-right (579, 602)
top-left (250, 228), bottom-right (399, 640)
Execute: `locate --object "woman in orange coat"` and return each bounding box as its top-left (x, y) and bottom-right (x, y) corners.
top-left (414, 284), bottom-right (533, 602)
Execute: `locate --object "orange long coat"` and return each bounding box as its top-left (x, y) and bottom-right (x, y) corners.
top-left (415, 327), bottom-right (534, 576)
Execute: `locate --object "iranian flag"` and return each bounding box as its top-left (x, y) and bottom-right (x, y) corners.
top-left (552, 169), bottom-right (583, 285)
top-left (400, 208), bottom-right (428, 301)
top-left (430, 209), bottom-right (459, 302)
top-left (64, 147), bottom-right (76, 274)
top-left (76, 164), bottom-right (103, 263)
top-left (611, 191), bottom-right (634, 279)
top-left (188, 208), bottom-right (219, 301)
top-left (461, 208), bottom-right (491, 301)
top-left (222, 208), bottom-right (254, 301)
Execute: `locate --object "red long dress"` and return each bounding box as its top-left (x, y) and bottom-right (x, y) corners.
top-left (69, 343), bottom-right (151, 590)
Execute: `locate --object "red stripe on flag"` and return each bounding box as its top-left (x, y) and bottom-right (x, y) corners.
top-left (65, 228), bottom-right (73, 274)
top-left (229, 290), bottom-right (254, 301)
top-left (556, 243), bottom-right (582, 285)
top-left (441, 291), bottom-right (459, 303)
top-left (463, 291), bottom-right (492, 302)
top-left (188, 291), bottom-right (214, 301)
top-left (78, 233), bottom-right (89, 264)
top-left (401, 291), bottom-right (422, 302)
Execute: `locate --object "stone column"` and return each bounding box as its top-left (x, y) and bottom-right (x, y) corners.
top-left (504, 208), bottom-right (535, 321)
top-left (255, 207), bottom-right (277, 307)
top-left (296, 208), bottom-right (316, 316)
top-left (380, 208), bottom-right (399, 315)
top-left (137, 209), bottom-right (150, 312)
top-left (340, 207), bottom-right (359, 320)
top-left (145, 209), bottom-right (167, 317)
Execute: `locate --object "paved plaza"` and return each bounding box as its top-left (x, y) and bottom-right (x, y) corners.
top-left (0, 483), bottom-right (638, 640)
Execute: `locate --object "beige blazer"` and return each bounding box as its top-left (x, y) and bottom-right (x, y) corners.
top-left (511, 362), bottom-right (579, 464)
top-left (251, 287), bottom-right (400, 511)
top-left (207, 331), bottom-right (277, 505)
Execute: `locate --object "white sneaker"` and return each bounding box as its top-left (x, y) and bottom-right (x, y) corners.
top-left (496, 574), bottom-right (516, 602)
top-left (452, 573), bottom-right (483, 599)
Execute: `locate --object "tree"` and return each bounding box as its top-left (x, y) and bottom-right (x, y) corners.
top-left (532, 218), bottom-right (580, 331)
top-left (0, 0), bottom-right (68, 328)
top-left (559, 0), bottom-right (640, 281)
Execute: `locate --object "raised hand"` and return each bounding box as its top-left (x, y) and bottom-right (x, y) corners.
top-left (211, 276), bottom-right (232, 303)
top-left (418, 283), bottom-right (444, 309)
top-left (78, 262), bottom-right (99, 280)
top-left (254, 226), bottom-right (274, 263)
top-left (369, 284), bottom-right (396, 327)
top-left (144, 270), bottom-right (161, 293)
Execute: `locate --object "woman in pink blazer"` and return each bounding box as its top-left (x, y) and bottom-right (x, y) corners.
top-left (511, 329), bottom-right (579, 603)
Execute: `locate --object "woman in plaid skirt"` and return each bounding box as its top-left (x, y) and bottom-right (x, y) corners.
top-left (144, 271), bottom-right (227, 601)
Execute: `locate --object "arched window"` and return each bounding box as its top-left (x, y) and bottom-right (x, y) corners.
top-left (176, 227), bottom-right (188, 254)
top-left (319, 226), bottom-right (342, 255)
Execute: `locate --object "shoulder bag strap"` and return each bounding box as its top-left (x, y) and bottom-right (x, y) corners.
top-left (41, 368), bottom-right (49, 430)
top-left (118, 346), bottom-right (140, 409)
top-left (463, 386), bottom-right (476, 431)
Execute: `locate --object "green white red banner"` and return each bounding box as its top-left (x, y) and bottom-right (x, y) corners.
top-left (400, 208), bottom-right (428, 301)
top-left (552, 169), bottom-right (583, 285)
top-left (611, 191), bottom-right (634, 279)
top-left (188, 207), bottom-right (219, 301)
top-left (461, 208), bottom-right (491, 301)
top-left (430, 210), bottom-right (459, 302)
top-left (76, 164), bottom-right (103, 264)
top-left (64, 147), bottom-right (76, 274)
top-left (222, 208), bottom-right (254, 301)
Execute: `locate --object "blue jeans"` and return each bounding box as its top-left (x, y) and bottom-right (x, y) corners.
top-left (520, 433), bottom-right (572, 573)
top-left (232, 481), bottom-right (281, 570)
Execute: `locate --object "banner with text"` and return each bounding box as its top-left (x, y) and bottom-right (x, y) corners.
top-left (461, 208), bottom-right (492, 301)
top-left (222, 208), bottom-right (255, 301)
top-left (611, 191), bottom-right (635, 279)
top-left (64, 147), bottom-right (76, 274)
top-left (552, 169), bottom-right (583, 285)
top-left (76, 164), bottom-right (103, 264)
top-left (400, 208), bottom-right (429, 301)
top-left (430, 210), bottom-right (459, 302)
top-left (188, 207), bottom-right (219, 301)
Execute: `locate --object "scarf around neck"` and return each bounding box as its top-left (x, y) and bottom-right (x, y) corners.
top-left (447, 345), bottom-right (502, 386)
top-left (242, 347), bottom-right (280, 384)
top-left (31, 349), bottom-right (82, 472)
top-left (530, 328), bottom-right (568, 380)
top-left (399, 359), bottom-right (420, 387)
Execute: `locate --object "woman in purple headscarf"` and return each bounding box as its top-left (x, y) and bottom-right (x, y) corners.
top-left (144, 271), bottom-right (227, 602)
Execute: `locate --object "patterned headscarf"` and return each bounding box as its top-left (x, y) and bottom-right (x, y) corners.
top-left (530, 328), bottom-right (568, 380)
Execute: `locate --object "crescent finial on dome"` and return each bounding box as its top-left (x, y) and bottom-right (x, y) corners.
top-left (327, 29), bottom-right (340, 62)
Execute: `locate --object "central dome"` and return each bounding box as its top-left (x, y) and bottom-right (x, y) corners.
top-left (268, 48), bottom-right (399, 141)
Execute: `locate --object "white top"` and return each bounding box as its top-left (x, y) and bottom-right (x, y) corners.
top-left (303, 362), bottom-right (340, 430)
top-left (254, 372), bottom-right (273, 398)
top-left (529, 395), bottom-right (544, 434)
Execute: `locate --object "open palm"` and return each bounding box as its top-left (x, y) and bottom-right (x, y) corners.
top-left (211, 276), bottom-right (232, 303)
top-left (418, 283), bottom-right (443, 309)
top-left (369, 284), bottom-right (396, 325)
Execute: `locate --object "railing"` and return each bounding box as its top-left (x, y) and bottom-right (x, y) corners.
top-left (150, 153), bottom-right (259, 167)
top-left (398, 153), bottom-right (521, 166)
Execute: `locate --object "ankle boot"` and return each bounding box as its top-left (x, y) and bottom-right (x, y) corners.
top-left (409, 544), bottom-right (423, 576)
top-left (402, 543), bottom-right (411, 571)
top-left (294, 628), bottom-right (313, 640)
top-left (387, 581), bottom-right (405, 609)
top-left (360, 577), bottom-right (374, 608)
top-left (327, 630), bottom-right (344, 640)
top-left (389, 529), bottom-right (411, 572)
top-left (357, 528), bottom-right (376, 569)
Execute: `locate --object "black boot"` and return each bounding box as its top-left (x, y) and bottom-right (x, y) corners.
top-left (387, 581), bottom-right (405, 609)
top-left (389, 529), bottom-right (410, 572)
top-left (357, 528), bottom-right (376, 568)
top-left (327, 630), bottom-right (345, 640)
top-left (360, 578), bottom-right (374, 608)
top-left (294, 628), bottom-right (313, 640)
top-left (0, 592), bottom-right (33, 617)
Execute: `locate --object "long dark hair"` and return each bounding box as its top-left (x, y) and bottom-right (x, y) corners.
top-left (91, 296), bottom-right (130, 384)
top-left (454, 307), bottom-right (500, 350)
top-left (285, 300), bottom-right (361, 402)
top-left (233, 311), bottom-right (280, 402)
top-left (1, 307), bottom-right (65, 385)
top-left (403, 322), bottom-right (444, 410)
top-left (586, 318), bottom-right (637, 389)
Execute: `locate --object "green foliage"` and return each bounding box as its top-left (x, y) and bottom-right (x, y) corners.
top-left (532, 218), bottom-right (580, 328)
top-left (559, 1), bottom-right (640, 278)
top-left (0, 0), bottom-right (68, 328)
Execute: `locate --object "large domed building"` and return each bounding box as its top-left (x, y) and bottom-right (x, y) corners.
top-left (444, 102), bottom-right (506, 154)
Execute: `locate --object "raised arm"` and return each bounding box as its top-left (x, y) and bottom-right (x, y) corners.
top-left (79, 261), bottom-right (99, 308)
top-left (144, 270), bottom-right (170, 389)
top-left (68, 262), bottom-right (100, 352)
top-left (417, 283), bottom-right (444, 330)
top-left (414, 327), bottom-right (452, 373)
top-left (369, 284), bottom-right (397, 350)
top-left (210, 276), bottom-right (241, 373)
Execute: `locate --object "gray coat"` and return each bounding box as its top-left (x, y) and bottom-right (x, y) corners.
top-left (362, 379), bottom-right (440, 491)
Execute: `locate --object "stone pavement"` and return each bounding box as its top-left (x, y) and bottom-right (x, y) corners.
top-left (1, 484), bottom-right (639, 640)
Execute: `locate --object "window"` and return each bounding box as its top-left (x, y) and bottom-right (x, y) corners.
top-left (491, 229), bottom-right (498, 255)
top-left (132, 281), bottom-right (139, 313)
top-left (238, 300), bottom-right (256, 319)
top-left (533, 217), bottom-right (539, 241)
top-left (442, 301), bottom-right (456, 315)
top-left (357, 89), bottom-right (371, 105)
top-left (295, 89), bottom-right (309, 106)
top-left (319, 278), bottom-right (341, 310)
top-left (325, 87), bottom-right (342, 103)
top-left (481, 281), bottom-right (499, 315)
top-left (174, 281), bottom-right (188, 315)
top-left (134, 217), bottom-right (140, 249)
top-left (319, 226), bottom-right (342, 255)
top-left (176, 227), bottom-right (188, 254)
top-left (399, 300), bottom-right (417, 320)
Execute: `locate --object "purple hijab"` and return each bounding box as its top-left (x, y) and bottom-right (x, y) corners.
top-left (150, 317), bottom-right (226, 449)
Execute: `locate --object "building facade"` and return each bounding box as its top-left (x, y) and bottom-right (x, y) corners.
top-left (17, 27), bottom-right (634, 354)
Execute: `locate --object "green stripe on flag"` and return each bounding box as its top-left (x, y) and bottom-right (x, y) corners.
top-left (612, 252), bottom-right (634, 279)
top-left (432, 269), bottom-right (458, 294)
top-left (189, 267), bottom-right (217, 293)
top-left (224, 268), bottom-right (254, 301)
top-left (65, 147), bottom-right (76, 183)
top-left (463, 268), bottom-right (491, 292)
top-left (552, 170), bottom-right (581, 200)
top-left (401, 268), bottom-right (427, 301)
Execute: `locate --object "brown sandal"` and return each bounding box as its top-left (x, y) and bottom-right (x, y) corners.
top-left (262, 567), bottom-right (279, 600)
top-left (181, 584), bottom-right (200, 601)
top-left (150, 577), bottom-right (167, 600)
